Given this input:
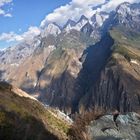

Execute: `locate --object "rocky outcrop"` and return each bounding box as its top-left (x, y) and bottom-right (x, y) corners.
top-left (116, 2), bottom-right (140, 31)
top-left (88, 112), bottom-right (140, 140)
top-left (41, 23), bottom-right (61, 38)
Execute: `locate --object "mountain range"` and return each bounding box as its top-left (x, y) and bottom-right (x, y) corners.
top-left (0, 2), bottom-right (140, 140)
top-left (0, 2), bottom-right (140, 113)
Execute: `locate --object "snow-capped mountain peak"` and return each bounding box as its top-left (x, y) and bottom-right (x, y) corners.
top-left (79, 15), bottom-right (88, 21)
top-left (116, 2), bottom-right (140, 30)
top-left (41, 23), bottom-right (61, 37)
top-left (65, 19), bottom-right (76, 27)
top-left (91, 12), bottom-right (109, 27)
top-left (73, 15), bottom-right (89, 31)
top-left (117, 2), bottom-right (130, 11)
top-left (63, 19), bottom-right (76, 32)
top-left (116, 2), bottom-right (131, 18)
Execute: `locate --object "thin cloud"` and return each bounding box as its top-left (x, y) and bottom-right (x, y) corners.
top-left (40, 0), bottom-right (106, 27)
top-left (0, 0), bottom-right (13, 17)
top-left (0, 26), bottom-right (40, 42)
top-left (1, 0), bottom-right (140, 44)
top-left (100, 0), bottom-right (140, 12)
top-left (40, 0), bottom-right (140, 27)
top-left (4, 13), bottom-right (12, 17)
top-left (0, 32), bottom-right (23, 42)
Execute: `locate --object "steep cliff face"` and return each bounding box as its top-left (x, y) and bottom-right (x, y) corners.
top-left (72, 34), bottom-right (114, 113)
top-left (79, 53), bottom-right (140, 113)
top-left (36, 31), bottom-right (86, 114)
top-left (78, 25), bottom-right (140, 113)
top-left (3, 35), bottom-right (57, 94)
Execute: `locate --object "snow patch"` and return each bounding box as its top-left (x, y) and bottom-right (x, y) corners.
top-left (41, 23), bottom-right (61, 37)
top-left (48, 45), bottom-right (56, 50)
top-left (56, 110), bottom-right (73, 124)
top-left (10, 63), bottom-right (19, 67)
top-left (130, 59), bottom-right (139, 65)
top-left (74, 19), bottom-right (88, 31)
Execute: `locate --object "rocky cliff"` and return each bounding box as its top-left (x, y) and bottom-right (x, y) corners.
top-left (88, 112), bottom-right (140, 140)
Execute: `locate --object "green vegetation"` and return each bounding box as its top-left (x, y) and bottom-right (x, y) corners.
top-left (110, 26), bottom-right (140, 61)
top-left (45, 110), bottom-right (70, 134)
top-left (67, 109), bottom-right (104, 140)
top-left (111, 43), bottom-right (140, 61)
top-left (0, 112), bottom-right (6, 126)
top-left (58, 33), bottom-right (83, 50)
top-left (48, 47), bottom-right (65, 61)
top-left (110, 26), bottom-right (140, 49)
top-left (0, 82), bottom-right (70, 140)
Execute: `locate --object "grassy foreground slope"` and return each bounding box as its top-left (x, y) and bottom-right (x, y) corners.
top-left (0, 82), bottom-right (70, 140)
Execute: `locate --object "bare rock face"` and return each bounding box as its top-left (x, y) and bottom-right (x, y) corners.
top-left (79, 52), bottom-right (140, 113)
top-left (88, 112), bottom-right (140, 140)
top-left (116, 2), bottom-right (140, 31)
top-left (36, 31), bottom-right (85, 114)
top-left (63, 19), bottom-right (77, 32)
top-left (0, 37), bottom-right (41, 65)
top-left (41, 23), bottom-right (61, 38)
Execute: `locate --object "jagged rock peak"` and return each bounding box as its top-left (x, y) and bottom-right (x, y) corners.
top-left (115, 2), bottom-right (140, 29)
top-left (78, 15), bottom-right (89, 22)
top-left (81, 22), bottom-right (93, 36)
top-left (116, 2), bottom-right (131, 16)
top-left (117, 2), bottom-right (131, 11)
top-left (64, 19), bottom-right (76, 27)
top-left (63, 19), bottom-right (76, 32)
top-left (73, 15), bottom-right (89, 31)
top-left (91, 12), bottom-right (109, 27)
top-left (41, 22), bottom-right (61, 37)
